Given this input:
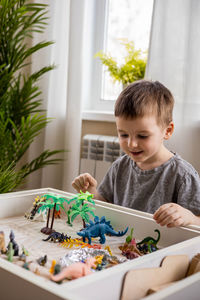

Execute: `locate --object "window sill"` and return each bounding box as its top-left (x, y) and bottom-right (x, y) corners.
top-left (82, 110), bottom-right (115, 122)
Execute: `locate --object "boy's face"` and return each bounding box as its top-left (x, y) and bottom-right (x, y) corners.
top-left (116, 115), bottom-right (174, 169)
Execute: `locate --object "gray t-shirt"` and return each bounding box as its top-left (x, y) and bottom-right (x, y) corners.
top-left (97, 153), bottom-right (200, 215)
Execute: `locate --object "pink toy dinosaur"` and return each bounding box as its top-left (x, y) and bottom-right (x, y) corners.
top-left (51, 257), bottom-right (96, 281)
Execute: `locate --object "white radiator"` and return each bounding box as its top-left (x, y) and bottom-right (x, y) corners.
top-left (80, 134), bottom-right (123, 184)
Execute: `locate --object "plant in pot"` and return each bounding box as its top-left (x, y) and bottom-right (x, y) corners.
top-left (0, 0), bottom-right (64, 192)
top-left (95, 39), bottom-right (147, 89)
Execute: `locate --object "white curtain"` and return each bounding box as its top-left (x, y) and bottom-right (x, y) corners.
top-left (146, 0), bottom-right (200, 174)
top-left (26, 0), bottom-right (87, 192)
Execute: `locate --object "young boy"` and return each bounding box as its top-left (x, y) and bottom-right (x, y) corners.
top-left (72, 80), bottom-right (200, 228)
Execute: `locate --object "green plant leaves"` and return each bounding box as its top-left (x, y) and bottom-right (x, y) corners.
top-left (0, 0), bottom-right (65, 193)
top-left (95, 39), bottom-right (147, 85)
top-left (0, 164), bottom-right (23, 193)
top-left (67, 191), bottom-right (96, 225)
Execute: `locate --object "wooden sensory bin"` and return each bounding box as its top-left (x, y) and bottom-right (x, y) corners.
top-left (0, 188), bottom-right (200, 300)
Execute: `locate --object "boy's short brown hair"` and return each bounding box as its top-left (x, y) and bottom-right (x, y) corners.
top-left (114, 80), bottom-right (174, 127)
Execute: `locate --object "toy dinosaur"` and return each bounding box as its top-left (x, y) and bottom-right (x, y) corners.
top-left (136, 229), bottom-right (160, 253)
top-left (43, 232), bottom-right (71, 243)
top-left (49, 260), bottom-right (57, 274)
top-left (19, 253), bottom-right (26, 262)
top-left (19, 246), bottom-right (29, 262)
top-left (54, 209), bottom-right (61, 219)
top-left (119, 227), bottom-right (142, 259)
top-left (24, 196), bottom-right (46, 221)
top-left (0, 231), bottom-right (7, 254)
top-left (119, 243), bottom-right (142, 258)
top-left (22, 246), bottom-right (29, 256)
top-left (125, 228), bottom-right (135, 245)
top-left (77, 216), bottom-right (128, 244)
top-left (51, 258), bottom-right (96, 282)
top-left (7, 242), bottom-right (14, 262)
top-left (7, 230), bottom-right (19, 256)
top-left (22, 262), bottom-right (30, 270)
top-left (54, 263), bottom-right (62, 275)
top-left (37, 254), bottom-right (47, 266)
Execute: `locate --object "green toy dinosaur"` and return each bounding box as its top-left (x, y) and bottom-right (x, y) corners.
top-left (136, 229), bottom-right (160, 253)
top-left (126, 228), bottom-right (134, 244)
top-left (7, 242), bottom-right (14, 262)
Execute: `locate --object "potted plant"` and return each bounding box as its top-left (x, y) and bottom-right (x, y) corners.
top-left (95, 39), bottom-right (147, 88)
top-left (0, 0), bottom-right (64, 192)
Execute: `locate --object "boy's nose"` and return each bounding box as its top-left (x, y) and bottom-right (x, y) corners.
top-left (128, 138), bottom-right (138, 148)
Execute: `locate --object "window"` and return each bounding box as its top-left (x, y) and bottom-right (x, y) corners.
top-left (82, 0), bottom-right (154, 117)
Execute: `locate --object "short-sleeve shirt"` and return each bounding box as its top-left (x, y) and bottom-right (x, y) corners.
top-left (97, 153), bottom-right (200, 215)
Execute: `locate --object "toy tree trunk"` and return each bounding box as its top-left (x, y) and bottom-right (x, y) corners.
top-left (82, 219), bottom-right (86, 228)
top-left (67, 207), bottom-right (72, 225)
top-left (50, 203), bottom-right (56, 230)
top-left (81, 202), bottom-right (86, 228)
top-left (41, 208), bottom-right (55, 235)
top-left (46, 208), bottom-right (50, 228)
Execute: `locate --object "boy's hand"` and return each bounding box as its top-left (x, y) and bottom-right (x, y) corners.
top-left (72, 173), bottom-right (97, 194)
top-left (153, 203), bottom-right (196, 227)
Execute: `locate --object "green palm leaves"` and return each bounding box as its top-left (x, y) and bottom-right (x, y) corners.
top-left (42, 194), bottom-right (69, 214)
top-left (38, 194), bottom-right (70, 234)
top-left (68, 191), bottom-right (96, 227)
top-left (37, 191), bottom-right (96, 233)
top-left (0, 0), bottom-right (64, 193)
top-left (70, 203), bottom-right (96, 224)
top-left (0, 164), bottom-right (23, 193)
top-left (69, 191), bottom-right (95, 206)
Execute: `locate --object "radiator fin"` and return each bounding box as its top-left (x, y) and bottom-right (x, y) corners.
top-left (80, 134), bottom-right (123, 183)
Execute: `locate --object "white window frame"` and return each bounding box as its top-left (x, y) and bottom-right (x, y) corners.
top-left (82, 0), bottom-right (115, 119)
top-left (82, 0), bottom-right (154, 121)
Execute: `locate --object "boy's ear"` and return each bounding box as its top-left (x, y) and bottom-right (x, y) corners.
top-left (164, 122), bottom-right (174, 140)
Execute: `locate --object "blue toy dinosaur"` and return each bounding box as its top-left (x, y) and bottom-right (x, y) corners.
top-left (77, 216), bottom-right (128, 244)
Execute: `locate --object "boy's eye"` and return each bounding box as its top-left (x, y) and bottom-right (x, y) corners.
top-left (138, 135), bottom-right (148, 139)
top-left (120, 134), bottom-right (129, 138)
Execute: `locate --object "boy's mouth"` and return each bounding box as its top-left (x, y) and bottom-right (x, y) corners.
top-left (130, 151), bottom-right (143, 156)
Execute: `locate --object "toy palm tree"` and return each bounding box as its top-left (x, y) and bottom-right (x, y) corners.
top-left (38, 200), bottom-right (55, 234)
top-left (38, 194), bottom-right (70, 234)
top-left (69, 191), bottom-right (95, 206)
top-left (70, 203), bottom-right (96, 228)
top-left (68, 191), bottom-right (96, 228)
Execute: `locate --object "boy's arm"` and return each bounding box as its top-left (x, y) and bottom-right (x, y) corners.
top-left (153, 203), bottom-right (200, 227)
top-left (93, 191), bottom-right (107, 202)
top-left (154, 170), bottom-right (200, 228)
top-left (191, 215), bottom-right (200, 226)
